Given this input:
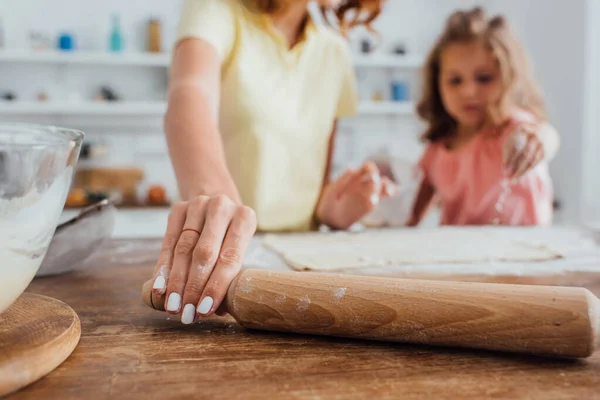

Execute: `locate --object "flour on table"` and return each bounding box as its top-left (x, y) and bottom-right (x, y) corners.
top-left (262, 227), bottom-right (563, 272)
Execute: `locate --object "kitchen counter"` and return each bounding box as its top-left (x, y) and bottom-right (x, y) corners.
top-left (58, 206), bottom-right (445, 239)
top-left (10, 236), bottom-right (600, 399)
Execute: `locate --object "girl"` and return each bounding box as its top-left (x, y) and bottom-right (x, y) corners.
top-left (408, 8), bottom-right (560, 227)
top-left (151, 0), bottom-right (394, 325)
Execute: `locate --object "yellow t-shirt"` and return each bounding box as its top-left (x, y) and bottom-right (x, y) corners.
top-left (176, 0), bottom-right (358, 231)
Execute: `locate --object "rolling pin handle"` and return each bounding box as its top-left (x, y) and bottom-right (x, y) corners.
top-left (587, 289), bottom-right (600, 355)
top-left (141, 280), bottom-right (166, 312)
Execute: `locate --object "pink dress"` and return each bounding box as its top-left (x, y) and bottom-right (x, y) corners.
top-left (418, 111), bottom-right (554, 226)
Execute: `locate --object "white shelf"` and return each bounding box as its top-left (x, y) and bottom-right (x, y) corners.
top-left (0, 49), bottom-right (171, 67)
top-left (358, 101), bottom-right (415, 115)
top-left (0, 101), bottom-right (167, 115)
top-left (0, 50), bottom-right (422, 69)
top-left (352, 54), bottom-right (423, 68)
top-left (0, 101), bottom-right (413, 117)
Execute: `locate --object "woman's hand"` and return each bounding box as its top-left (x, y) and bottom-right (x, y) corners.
top-left (316, 161), bottom-right (397, 230)
top-left (150, 195), bottom-right (257, 324)
top-left (503, 123), bottom-right (545, 179)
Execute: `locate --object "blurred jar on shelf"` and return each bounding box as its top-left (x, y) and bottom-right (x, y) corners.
top-left (147, 18), bottom-right (162, 53)
top-left (136, 182), bottom-right (171, 207)
top-left (69, 167), bottom-right (144, 208)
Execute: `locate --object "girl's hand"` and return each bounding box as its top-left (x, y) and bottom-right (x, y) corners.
top-left (150, 196), bottom-right (257, 324)
top-left (405, 177), bottom-right (435, 228)
top-left (503, 123), bottom-right (545, 179)
top-left (316, 161), bottom-right (397, 230)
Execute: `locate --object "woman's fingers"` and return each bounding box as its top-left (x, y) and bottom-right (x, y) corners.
top-left (150, 193), bottom-right (257, 324)
top-left (151, 201), bottom-right (188, 297)
top-left (331, 168), bottom-right (357, 200)
top-left (337, 161), bottom-right (381, 200)
top-left (164, 197), bottom-right (209, 315)
top-left (361, 162), bottom-right (382, 206)
top-left (197, 206), bottom-right (257, 317)
top-left (380, 177), bottom-right (398, 198)
top-left (360, 161), bottom-right (380, 182)
top-left (346, 175), bottom-right (381, 211)
top-left (180, 195), bottom-right (235, 324)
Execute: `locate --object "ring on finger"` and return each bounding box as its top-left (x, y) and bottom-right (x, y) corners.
top-left (182, 228), bottom-right (202, 235)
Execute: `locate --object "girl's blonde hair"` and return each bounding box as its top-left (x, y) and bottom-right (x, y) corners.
top-left (242, 0), bottom-right (384, 33)
top-left (417, 7), bottom-right (546, 143)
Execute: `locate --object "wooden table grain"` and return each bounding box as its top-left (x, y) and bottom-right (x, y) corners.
top-left (9, 239), bottom-right (600, 399)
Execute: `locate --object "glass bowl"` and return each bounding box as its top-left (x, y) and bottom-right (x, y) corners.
top-left (0, 123), bottom-right (83, 314)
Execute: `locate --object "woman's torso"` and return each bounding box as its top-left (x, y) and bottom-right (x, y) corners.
top-left (179, 0), bottom-right (357, 231)
top-left (220, 14), bottom-right (354, 231)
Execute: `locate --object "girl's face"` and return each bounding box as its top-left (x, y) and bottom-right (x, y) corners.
top-left (439, 41), bottom-right (504, 130)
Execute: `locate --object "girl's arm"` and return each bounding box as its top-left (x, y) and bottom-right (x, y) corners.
top-left (505, 121), bottom-right (560, 178)
top-left (535, 121), bottom-right (560, 162)
top-left (407, 179), bottom-right (436, 226)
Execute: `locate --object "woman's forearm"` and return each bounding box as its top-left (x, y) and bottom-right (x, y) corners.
top-left (165, 85), bottom-right (240, 203)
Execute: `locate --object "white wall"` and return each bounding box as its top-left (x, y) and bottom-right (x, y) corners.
top-left (582, 0), bottom-right (600, 222)
top-left (484, 0), bottom-right (588, 223)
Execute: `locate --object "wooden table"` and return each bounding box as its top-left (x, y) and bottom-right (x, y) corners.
top-left (9, 239), bottom-right (600, 399)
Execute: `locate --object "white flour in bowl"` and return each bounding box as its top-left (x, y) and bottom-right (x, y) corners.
top-left (0, 166), bottom-right (72, 313)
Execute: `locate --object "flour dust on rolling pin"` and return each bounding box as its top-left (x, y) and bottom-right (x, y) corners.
top-left (225, 270), bottom-right (600, 358)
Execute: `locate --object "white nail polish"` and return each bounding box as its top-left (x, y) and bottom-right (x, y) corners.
top-left (181, 304), bottom-right (196, 325)
top-left (153, 276), bottom-right (166, 290)
top-left (166, 292), bottom-right (181, 312)
top-left (386, 185), bottom-right (396, 197)
top-left (370, 194), bottom-right (380, 206)
top-left (372, 173), bottom-right (381, 185)
top-left (198, 296), bottom-right (214, 315)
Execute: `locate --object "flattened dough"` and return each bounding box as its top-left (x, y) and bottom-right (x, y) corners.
top-left (262, 227), bottom-right (563, 271)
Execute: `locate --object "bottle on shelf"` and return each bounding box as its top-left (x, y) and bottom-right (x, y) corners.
top-left (57, 32), bottom-right (76, 51)
top-left (110, 13), bottom-right (124, 53)
top-left (391, 81), bottom-right (409, 102)
top-left (147, 18), bottom-right (162, 53)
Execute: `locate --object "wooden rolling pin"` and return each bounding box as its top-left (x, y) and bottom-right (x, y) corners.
top-left (142, 270), bottom-right (600, 358)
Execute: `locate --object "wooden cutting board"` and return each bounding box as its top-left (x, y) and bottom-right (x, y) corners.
top-left (0, 293), bottom-right (81, 397)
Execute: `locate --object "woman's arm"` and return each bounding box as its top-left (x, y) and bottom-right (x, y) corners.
top-left (407, 179), bottom-right (436, 226)
top-left (165, 38), bottom-right (240, 203)
top-left (151, 38), bottom-right (256, 324)
top-left (322, 122), bottom-right (338, 187)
